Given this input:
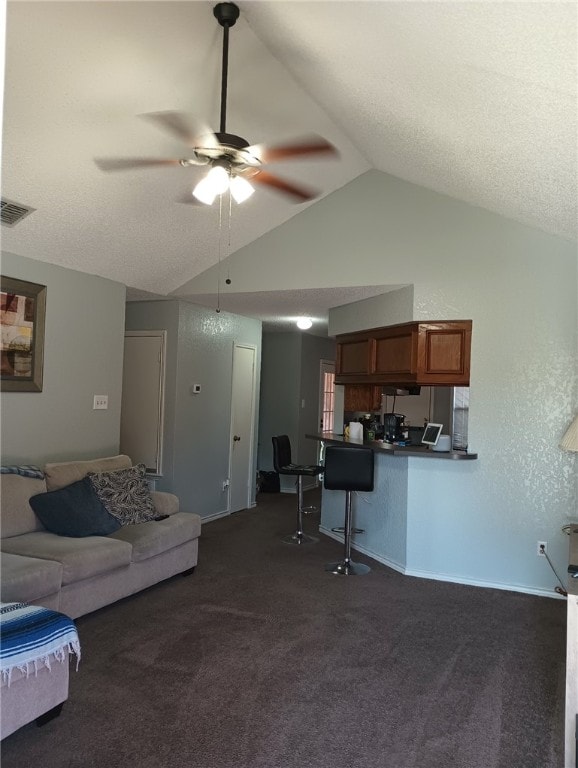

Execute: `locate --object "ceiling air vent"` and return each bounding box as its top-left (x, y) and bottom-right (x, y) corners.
top-left (1, 198), bottom-right (36, 227)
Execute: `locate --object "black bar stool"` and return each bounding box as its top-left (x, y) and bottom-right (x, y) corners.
top-left (272, 435), bottom-right (323, 545)
top-left (323, 445), bottom-right (374, 575)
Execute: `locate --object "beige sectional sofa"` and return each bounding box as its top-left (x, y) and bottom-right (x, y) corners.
top-left (0, 454), bottom-right (202, 619)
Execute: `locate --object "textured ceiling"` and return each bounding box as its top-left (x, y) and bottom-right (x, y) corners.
top-left (1, 1), bottom-right (576, 330)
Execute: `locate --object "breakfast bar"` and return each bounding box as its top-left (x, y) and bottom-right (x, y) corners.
top-left (306, 432), bottom-right (478, 460)
top-left (307, 431), bottom-right (479, 578)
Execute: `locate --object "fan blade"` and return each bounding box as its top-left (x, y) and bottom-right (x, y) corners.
top-left (95, 158), bottom-right (182, 172)
top-left (176, 192), bottom-right (205, 206)
top-left (248, 135), bottom-right (338, 164)
top-left (140, 111), bottom-right (219, 150)
top-left (252, 170), bottom-right (316, 202)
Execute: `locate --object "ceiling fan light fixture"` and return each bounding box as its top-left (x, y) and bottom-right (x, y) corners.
top-left (193, 164), bottom-right (230, 204)
top-left (296, 317), bottom-right (313, 330)
top-left (192, 177), bottom-right (217, 205)
top-left (230, 175), bottom-right (254, 204)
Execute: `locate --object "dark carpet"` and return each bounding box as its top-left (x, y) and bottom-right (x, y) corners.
top-left (1, 490), bottom-right (566, 768)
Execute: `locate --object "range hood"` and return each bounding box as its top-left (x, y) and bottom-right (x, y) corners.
top-left (382, 386), bottom-right (421, 396)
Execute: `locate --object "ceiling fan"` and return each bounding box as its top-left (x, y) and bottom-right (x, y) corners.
top-left (95, 2), bottom-right (338, 204)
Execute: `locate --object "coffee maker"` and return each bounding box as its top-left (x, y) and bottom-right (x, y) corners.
top-left (383, 413), bottom-right (406, 443)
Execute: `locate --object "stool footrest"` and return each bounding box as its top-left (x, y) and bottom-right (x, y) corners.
top-left (283, 531), bottom-right (319, 545)
top-left (325, 560), bottom-right (371, 576)
top-left (331, 526), bottom-right (364, 534)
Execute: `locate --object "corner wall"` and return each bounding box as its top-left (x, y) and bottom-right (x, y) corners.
top-left (173, 301), bottom-right (262, 518)
top-left (126, 299), bottom-right (262, 519)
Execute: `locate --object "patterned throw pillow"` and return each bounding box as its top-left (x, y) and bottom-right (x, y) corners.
top-left (87, 464), bottom-right (156, 525)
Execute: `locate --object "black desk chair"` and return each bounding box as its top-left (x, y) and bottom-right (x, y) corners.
top-left (272, 435), bottom-right (323, 545)
top-left (324, 445), bottom-right (374, 575)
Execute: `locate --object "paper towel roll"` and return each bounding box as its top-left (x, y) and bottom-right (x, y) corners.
top-left (348, 422), bottom-right (364, 441)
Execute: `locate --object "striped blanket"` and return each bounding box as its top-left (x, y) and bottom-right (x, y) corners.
top-left (0, 465), bottom-right (44, 478)
top-left (0, 603), bottom-right (80, 686)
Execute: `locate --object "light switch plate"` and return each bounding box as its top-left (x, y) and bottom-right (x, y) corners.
top-left (93, 395), bottom-right (108, 410)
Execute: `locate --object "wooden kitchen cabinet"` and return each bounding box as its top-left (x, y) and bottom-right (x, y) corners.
top-left (344, 384), bottom-right (383, 413)
top-left (335, 320), bottom-right (472, 387)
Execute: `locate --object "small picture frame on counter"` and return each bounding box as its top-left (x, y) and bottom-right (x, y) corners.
top-left (421, 423), bottom-right (443, 446)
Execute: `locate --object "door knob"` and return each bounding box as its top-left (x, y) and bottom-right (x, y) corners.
top-left (233, 435), bottom-right (241, 442)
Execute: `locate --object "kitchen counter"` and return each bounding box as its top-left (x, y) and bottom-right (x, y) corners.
top-left (310, 428), bottom-right (479, 598)
top-left (306, 432), bottom-right (478, 460)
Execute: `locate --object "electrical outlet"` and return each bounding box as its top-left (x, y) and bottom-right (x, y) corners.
top-left (93, 395), bottom-right (108, 410)
top-left (537, 541), bottom-right (547, 556)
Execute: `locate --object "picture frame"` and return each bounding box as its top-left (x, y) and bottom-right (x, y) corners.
top-left (421, 422), bottom-right (443, 446)
top-left (1, 276), bottom-right (46, 392)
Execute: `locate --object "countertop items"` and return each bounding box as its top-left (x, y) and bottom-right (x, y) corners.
top-left (306, 432), bottom-right (478, 460)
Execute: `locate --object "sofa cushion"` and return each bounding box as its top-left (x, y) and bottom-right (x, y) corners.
top-left (108, 512), bottom-right (202, 562)
top-left (44, 455), bottom-right (132, 492)
top-left (0, 474), bottom-right (47, 538)
top-left (150, 490), bottom-right (179, 517)
top-left (88, 464), bottom-right (156, 525)
top-left (29, 478), bottom-right (122, 537)
top-left (0, 552), bottom-right (63, 603)
top-left (1, 532), bottom-right (132, 585)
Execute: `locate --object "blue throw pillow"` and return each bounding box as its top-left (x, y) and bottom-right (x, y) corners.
top-left (29, 477), bottom-right (122, 537)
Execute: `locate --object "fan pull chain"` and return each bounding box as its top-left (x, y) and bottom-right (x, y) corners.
top-left (226, 187), bottom-right (232, 285)
top-left (216, 192), bottom-right (223, 313)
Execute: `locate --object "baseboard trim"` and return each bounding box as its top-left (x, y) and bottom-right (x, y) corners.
top-left (201, 509), bottom-right (230, 524)
top-left (319, 526), bottom-right (406, 575)
top-left (319, 525), bottom-right (564, 599)
top-left (404, 567), bottom-right (565, 600)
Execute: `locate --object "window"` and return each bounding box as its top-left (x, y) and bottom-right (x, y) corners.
top-left (321, 370), bottom-right (335, 433)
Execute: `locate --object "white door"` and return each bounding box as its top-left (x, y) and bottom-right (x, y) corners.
top-left (120, 332), bottom-right (166, 474)
top-left (229, 344), bottom-right (257, 512)
top-left (317, 359), bottom-right (335, 464)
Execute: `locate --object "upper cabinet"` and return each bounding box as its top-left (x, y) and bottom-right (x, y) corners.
top-left (343, 384), bottom-right (383, 413)
top-left (336, 320), bottom-right (472, 387)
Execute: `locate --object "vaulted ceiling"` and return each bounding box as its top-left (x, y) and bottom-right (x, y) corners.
top-left (2, 1), bottom-right (576, 328)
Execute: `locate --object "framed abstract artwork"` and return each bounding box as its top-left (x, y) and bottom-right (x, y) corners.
top-left (1, 276), bottom-right (46, 392)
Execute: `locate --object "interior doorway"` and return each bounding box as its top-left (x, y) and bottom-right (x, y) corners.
top-left (120, 331), bottom-right (166, 475)
top-left (229, 344), bottom-right (257, 512)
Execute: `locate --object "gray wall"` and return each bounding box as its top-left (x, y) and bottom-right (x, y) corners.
top-left (184, 169), bottom-right (577, 596)
top-left (329, 286), bottom-right (414, 335)
top-left (126, 299), bottom-right (262, 519)
top-left (258, 332), bottom-right (301, 474)
top-left (258, 330), bottom-right (335, 490)
top-left (1, 251), bottom-right (126, 464)
top-left (298, 333), bottom-right (336, 464)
